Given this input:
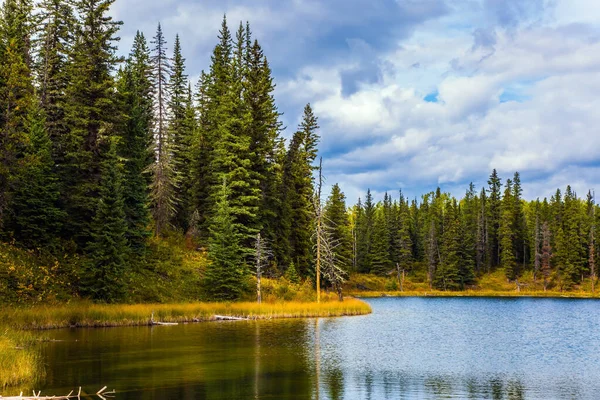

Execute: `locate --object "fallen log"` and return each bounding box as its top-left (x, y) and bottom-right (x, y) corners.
top-left (214, 315), bottom-right (248, 321)
top-left (150, 312), bottom-right (178, 326)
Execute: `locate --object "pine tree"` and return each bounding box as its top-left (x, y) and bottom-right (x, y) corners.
top-left (369, 206), bottom-right (391, 276)
top-left (541, 221), bottom-right (552, 291)
top-left (169, 34), bottom-right (192, 230)
top-left (8, 105), bottom-right (65, 250)
top-left (37, 0), bottom-right (75, 163)
top-left (476, 188), bottom-right (488, 273)
top-left (118, 31), bottom-right (154, 251)
top-left (203, 179), bottom-right (247, 300)
top-left (356, 190), bottom-right (375, 273)
top-left (435, 199), bottom-right (462, 290)
top-left (0, 0), bottom-right (35, 233)
top-left (396, 195), bottom-right (413, 272)
top-left (61, 0), bottom-right (122, 246)
top-left (83, 140), bottom-right (129, 302)
top-left (500, 179), bottom-right (517, 280)
top-left (282, 104), bottom-right (320, 276)
top-left (323, 184), bottom-right (352, 272)
top-left (244, 32), bottom-right (284, 262)
top-left (486, 169), bottom-right (502, 270)
top-left (149, 23), bottom-right (177, 237)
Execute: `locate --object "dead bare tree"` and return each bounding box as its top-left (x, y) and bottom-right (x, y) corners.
top-left (253, 232), bottom-right (272, 304)
top-left (315, 221), bottom-right (348, 301)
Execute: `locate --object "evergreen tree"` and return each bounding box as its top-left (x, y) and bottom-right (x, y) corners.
top-left (356, 190), bottom-right (375, 273)
top-left (396, 195), bottom-right (413, 271)
top-left (203, 179), bottom-right (247, 300)
top-left (37, 0), bottom-right (75, 164)
top-left (541, 221), bottom-right (552, 291)
top-left (500, 179), bottom-right (517, 280)
top-left (83, 140), bottom-right (129, 302)
top-left (8, 105), bottom-right (65, 250)
top-left (487, 169), bottom-right (502, 269)
top-left (61, 0), bottom-right (122, 246)
top-left (324, 184), bottom-right (352, 272)
top-left (435, 200), bottom-right (462, 290)
top-left (369, 206), bottom-right (391, 275)
top-left (282, 104), bottom-right (320, 275)
top-left (169, 34), bottom-right (192, 230)
top-left (0, 0), bottom-right (35, 232)
top-left (149, 23), bottom-right (177, 236)
top-left (118, 31), bottom-right (154, 251)
top-left (244, 33), bottom-right (284, 262)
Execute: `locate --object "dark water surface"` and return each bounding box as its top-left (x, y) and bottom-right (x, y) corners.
top-left (29, 298), bottom-right (600, 399)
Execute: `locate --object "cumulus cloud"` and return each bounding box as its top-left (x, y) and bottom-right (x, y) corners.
top-left (108, 0), bottom-right (600, 204)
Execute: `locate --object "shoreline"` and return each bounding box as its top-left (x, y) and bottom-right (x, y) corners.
top-left (0, 299), bottom-right (372, 331)
top-left (0, 299), bottom-right (371, 389)
top-left (349, 290), bottom-right (600, 299)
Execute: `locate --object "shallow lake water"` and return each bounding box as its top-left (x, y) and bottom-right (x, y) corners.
top-left (26, 297), bottom-right (600, 399)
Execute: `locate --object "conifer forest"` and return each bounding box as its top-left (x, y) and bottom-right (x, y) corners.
top-left (1, 0), bottom-right (599, 304)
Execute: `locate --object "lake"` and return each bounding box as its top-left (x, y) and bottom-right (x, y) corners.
top-left (32, 297), bottom-right (600, 399)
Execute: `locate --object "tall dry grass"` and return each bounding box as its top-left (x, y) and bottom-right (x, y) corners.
top-left (0, 298), bottom-right (372, 330)
top-left (0, 329), bottom-right (41, 389)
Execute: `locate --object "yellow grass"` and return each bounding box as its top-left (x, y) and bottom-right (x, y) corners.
top-left (0, 299), bottom-right (372, 330)
top-left (0, 329), bottom-right (41, 389)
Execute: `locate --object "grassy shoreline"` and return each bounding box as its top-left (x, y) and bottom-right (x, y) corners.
top-left (0, 299), bottom-right (370, 389)
top-left (0, 298), bottom-right (372, 330)
top-left (350, 290), bottom-right (600, 298)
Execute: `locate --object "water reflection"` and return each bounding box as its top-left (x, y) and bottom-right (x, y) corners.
top-left (9, 297), bottom-right (600, 399)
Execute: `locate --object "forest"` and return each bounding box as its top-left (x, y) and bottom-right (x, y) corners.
top-left (0, 0), bottom-right (598, 305)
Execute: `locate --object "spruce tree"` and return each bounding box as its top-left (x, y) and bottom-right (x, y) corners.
top-left (435, 200), bottom-right (462, 290)
top-left (369, 206), bottom-right (391, 275)
top-left (61, 0), bottom-right (122, 246)
top-left (37, 0), bottom-right (75, 163)
top-left (169, 34), bottom-right (192, 230)
top-left (282, 104), bottom-right (320, 275)
top-left (84, 140), bottom-right (129, 302)
top-left (487, 169), bottom-right (502, 269)
top-left (149, 23), bottom-right (177, 236)
top-left (204, 179), bottom-right (247, 300)
top-left (0, 0), bottom-right (35, 233)
top-left (397, 196), bottom-right (413, 271)
top-left (500, 179), bottom-right (517, 280)
top-left (323, 184), bottom-right (352, 272)
top-left (8, 105), bottom-right (65, 250)
top-left (117, 31), bottom-right (154, 251)
top-left (244, 34), bottom-right (284, 261)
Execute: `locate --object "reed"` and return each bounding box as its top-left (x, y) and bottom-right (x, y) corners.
top-left (0, 298), bottom-right (372, 330)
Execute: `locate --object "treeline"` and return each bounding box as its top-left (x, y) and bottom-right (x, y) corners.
top-left (350, 171), bottom-right (598, 291)
top-left (0, 0), bottom-right (323, 301)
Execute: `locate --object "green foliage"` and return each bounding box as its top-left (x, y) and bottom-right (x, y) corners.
top-left (7, 105), bottom-right (65, 250)
top-left (82, 141), bottom-right (129, 302)
top-left (203, 180), bottom-right (248, 300)
top-left (117, 31), bottom-right (154, 251)
top-left (285, 262), bottom-right (300, 284)
top-left (61, 0), bottom-right (122, 247)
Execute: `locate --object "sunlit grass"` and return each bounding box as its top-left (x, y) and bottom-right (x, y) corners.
top-left (0, 329), bottom-right (42, 389)
top-left (0, 298), bottom-right (372, 330)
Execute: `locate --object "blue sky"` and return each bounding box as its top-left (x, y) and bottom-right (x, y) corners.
top-left (111, 0), bottom-right (600, 203)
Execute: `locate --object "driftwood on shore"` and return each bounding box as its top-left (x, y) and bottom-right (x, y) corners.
top-left (213, 315), bottom-right (248, 321)
top-left (0, 386), bottom-right (115, 400)
top-left (150, 312), bottom-right (178, 326)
